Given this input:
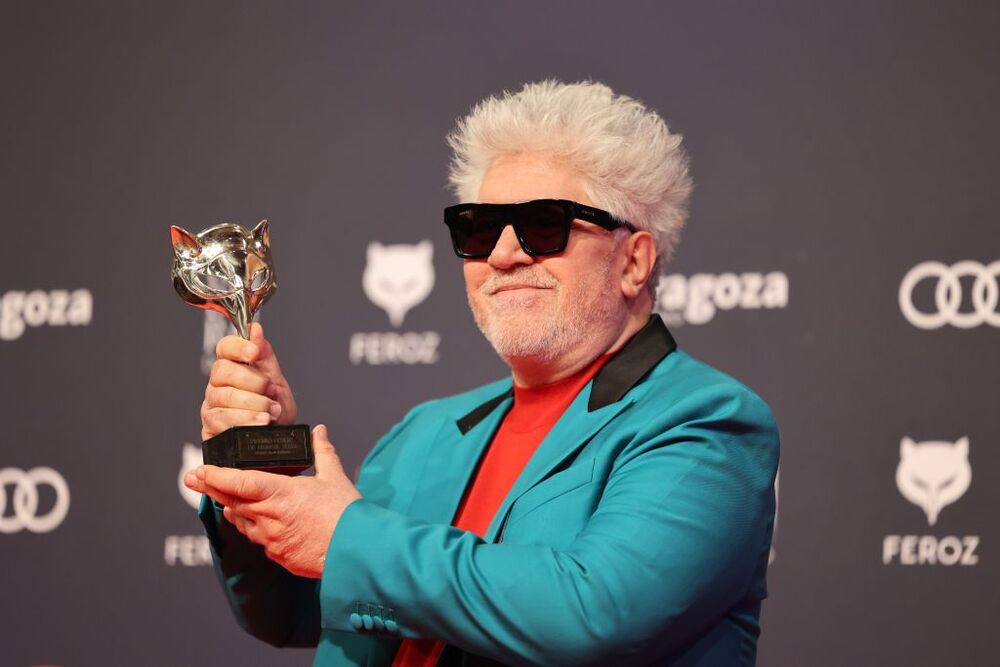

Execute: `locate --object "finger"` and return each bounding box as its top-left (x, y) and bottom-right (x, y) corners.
top-left (182, 470), bottom-right (203, 495)
top-left (202, 465), bottom-right (281, 501)
top-left (202, 406), bottom-right (273, 438)
top-left (225, 507), bottom-right (257, 538)
top-left (237, 513), bottom-right (269, 546)
top-left (222, 500), bottom-right (262, 522)
top-left (312, 424), bottom-right (348, 480)
top-left (205, 385), bottom-right (281, 418)
top-left (187, 468), bottom-right (242, 507)
top-left (203, 485), bottom-right (240, 509)
top-left (201, 483), bottom-right (248, 511)
top-left (209, 358), bottom-right (272, 395)
top-left (249, 323), bottom-right (287, 386)
top-left (216, 334), bottom-right (260, 364)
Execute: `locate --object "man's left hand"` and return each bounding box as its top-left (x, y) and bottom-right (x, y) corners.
top-left (183, 424), bottom-right (362, 579)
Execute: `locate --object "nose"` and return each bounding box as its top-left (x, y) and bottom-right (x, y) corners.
top-left (487, 224), bottom-right (534, 270)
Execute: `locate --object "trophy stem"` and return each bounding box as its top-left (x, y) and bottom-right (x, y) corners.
top-left (230, 290), bottom-right (251, 340)
top-left (235, 319), bottom-right (250, 340)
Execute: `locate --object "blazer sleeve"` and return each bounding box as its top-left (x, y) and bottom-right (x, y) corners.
top-left (198, 407), bottom-right (420, 648)
top-left (317, 384), bottom-right (779, 666)
top-left (199, 495), bottom-right (322, 647)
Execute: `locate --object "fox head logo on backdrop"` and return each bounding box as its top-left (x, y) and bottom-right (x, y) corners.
top-left (895, 436), bottom-right (972, 526)
top-left (351, 240), bottom-right (440, 365)
top-left (883, 436), bottom-right (979, 566)
top-left (362, 240), bottom-right (435, 327)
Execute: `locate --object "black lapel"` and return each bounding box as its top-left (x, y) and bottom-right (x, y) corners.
top-left (588, 314), bottom-right (676, 411)
top-left (454, 314), bottom-right (677, 434)
top-left (456, 388), bottom-right (513, 435)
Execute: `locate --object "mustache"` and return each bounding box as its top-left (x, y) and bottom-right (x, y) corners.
top-left (480, 269), bottom-right (559, 295)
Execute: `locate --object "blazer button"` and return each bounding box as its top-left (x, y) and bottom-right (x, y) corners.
top-left (362, 614), bottom-right (374, 631)
top-left (372, 615), bottom-right (386, 632)
top-left (385, 619), bottom-right (399, 633)
top-left (349, 613), bottom-right (363, 630)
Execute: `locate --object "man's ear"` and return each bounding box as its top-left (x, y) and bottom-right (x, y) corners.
top-left (621, 231), bottom-right (657, 298)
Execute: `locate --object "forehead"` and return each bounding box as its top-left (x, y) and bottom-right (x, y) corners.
top-left (477, 153), bottom-right (592, 205)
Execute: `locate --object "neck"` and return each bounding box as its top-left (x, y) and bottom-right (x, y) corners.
top-left (508, 307), bottom-right (651, 388)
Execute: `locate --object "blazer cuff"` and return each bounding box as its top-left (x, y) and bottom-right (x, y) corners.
top-left (319, 498), bottom-right (422, 639)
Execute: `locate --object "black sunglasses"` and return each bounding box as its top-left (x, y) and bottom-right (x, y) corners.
top-left (443, 198), bottom-right (637, 259)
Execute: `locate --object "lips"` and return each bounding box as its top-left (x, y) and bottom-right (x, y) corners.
top-left (480, 268), bottom-right (559, 296)
top-left (492, 284), bottom-right (547, 294)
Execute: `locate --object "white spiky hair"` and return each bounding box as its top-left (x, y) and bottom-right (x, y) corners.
top-left (446, 79), bottom-right (693, 267)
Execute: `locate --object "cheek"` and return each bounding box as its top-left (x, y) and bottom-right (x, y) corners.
top-left (463, 262), bottom-right (488, 294)
top-left (535, 258), bottom-right (571, 292)
top-left (546, 255), bottom-right (616, 301)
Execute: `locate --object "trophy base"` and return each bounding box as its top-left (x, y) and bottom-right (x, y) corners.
top-left (203, 424), bottom-right (313, 475)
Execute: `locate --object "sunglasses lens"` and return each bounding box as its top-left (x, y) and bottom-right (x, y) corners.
top-left (450, 207), bottom-right (505, 257)
top-left (518, 202), bottom-right (569, 254)
top-left (447, 201), bottom-right (572, 257)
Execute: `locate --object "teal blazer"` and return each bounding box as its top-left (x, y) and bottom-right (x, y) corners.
top-left (200, 315), bottom-right (780, 666)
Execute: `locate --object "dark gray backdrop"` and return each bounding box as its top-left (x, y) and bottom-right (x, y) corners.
top-left (1, 2), bottom-right (997, 665)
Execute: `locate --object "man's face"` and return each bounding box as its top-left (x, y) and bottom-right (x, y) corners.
top-left (464, 153), bottom-right (629, 366)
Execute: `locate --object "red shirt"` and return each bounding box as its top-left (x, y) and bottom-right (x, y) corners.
top-left (391, 355), bottom-right (611, 667)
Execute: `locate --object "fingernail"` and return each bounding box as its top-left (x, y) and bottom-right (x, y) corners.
top-left (257, 412), bottom-right (271, 423)
top-left (269, 402), bottom-right (282, 419)
top-left (195, 466), bottom-right (205, 480)
top-left (183, 471), bottom-right (197, 488)
top-left (243, 344), bottom-right (259, 362)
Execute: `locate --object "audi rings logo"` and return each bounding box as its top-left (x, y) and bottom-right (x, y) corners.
top-left (899, 260), bottom-right (1000, 329)
top-left (0, 467), bottom-right (70, 534)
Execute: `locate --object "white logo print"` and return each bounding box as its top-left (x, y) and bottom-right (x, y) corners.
top-left (655, 272), bottom-right (788, 326)
top-left (362, 241), bottom-right (435, 327)
top-left (899, 260), bottom-right (1000, 329)
top-left (166, 445), bottom-right (212, 566)
top-left (0, 467), bottom-right (70, 534)
top-left (0, 289), bottom-right (93, 341)
top-left (883, 436), bottom-right (979, 567)
top-left (351, 240), bottom-right (440, 365)
top-left (179, 444), bottom-right (202, 510)
top-left (896, 436), bottom-right (971, 526)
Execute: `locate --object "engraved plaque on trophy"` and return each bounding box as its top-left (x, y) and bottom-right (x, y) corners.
top-left (170, 220), bottom-right (313, 474)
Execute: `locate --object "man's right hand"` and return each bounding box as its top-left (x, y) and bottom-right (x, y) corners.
top-left (200, 322), bottom-right (298, 441)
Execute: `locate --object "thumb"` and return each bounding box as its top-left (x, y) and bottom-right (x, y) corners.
top-left (249, 322), bottom-right (283, 378)
top-left (250, 321), bottom-right (266, 343)
top-left (249, 322), bottom-right (271, 358)
top-left (312, 424), bottom-right (347, 479)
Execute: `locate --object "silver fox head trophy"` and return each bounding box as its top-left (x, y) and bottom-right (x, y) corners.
top-left (169, 219), bottom-right (313, 475)
top-left (170, 219), bottom-right (276, 340)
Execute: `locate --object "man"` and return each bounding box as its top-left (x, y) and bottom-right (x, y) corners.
top-left (185, 80), bottom-right (779, 666)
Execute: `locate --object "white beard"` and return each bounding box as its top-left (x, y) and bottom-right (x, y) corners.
top-left (468, 256), bottom-right (625, 363)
